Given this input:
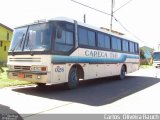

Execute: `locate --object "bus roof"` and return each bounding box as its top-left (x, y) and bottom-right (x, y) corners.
top-left (15, 16), bottom-right (138, 43)
top-left (50, 17), bottom-right (137, 42)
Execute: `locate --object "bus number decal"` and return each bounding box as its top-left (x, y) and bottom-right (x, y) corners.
top-left (55, 66), bottom-right (64, 72)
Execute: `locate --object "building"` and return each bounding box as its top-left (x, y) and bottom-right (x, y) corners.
top-left (0, 23), bottom-right (13, 64)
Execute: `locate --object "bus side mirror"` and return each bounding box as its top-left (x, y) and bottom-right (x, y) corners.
top-left (57, 28), bottom-right (62, 39)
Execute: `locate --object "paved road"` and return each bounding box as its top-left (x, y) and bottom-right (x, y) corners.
top-left (0, 68), bottom-right (160, 120)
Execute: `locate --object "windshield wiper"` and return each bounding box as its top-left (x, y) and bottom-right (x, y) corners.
top-left (25, 32), bottom-right (34, 56)
top-left (11, 33), bottom-right (25, 55)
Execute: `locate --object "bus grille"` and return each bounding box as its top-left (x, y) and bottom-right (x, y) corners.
top-left (9, 58), bottom-right (41, 62)
top-left (14, 66), bottom-right (31, 71)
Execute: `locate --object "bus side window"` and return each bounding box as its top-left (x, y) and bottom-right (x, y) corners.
top-left (129, 42), bottom-right (135, 53)
top-left (88, 30), bottom-right (96, 47)
top-left (104, 35), bottom-right (110, 49)
top-left (111, 36), bottom-right (121, 51)
top-left (78, 27), bottom-right (96, 47)
top-left (122, 40), bottom-right (129, 52)
top-left (66, 31), bottom-right (73, 45)
top-left (98, 33), bottom-right (110, 49)
top-left (78, 27), bottom-right (88, 45)
top-left (54, 27), bottom-right (74, 52)
top-left (134, 43), bottom-right (139, 54)
top-left (98, 33), bottom-right (105, 48)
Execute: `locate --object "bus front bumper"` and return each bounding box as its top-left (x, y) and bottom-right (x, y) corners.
top-left (7, 70), bottom-right (48, 83)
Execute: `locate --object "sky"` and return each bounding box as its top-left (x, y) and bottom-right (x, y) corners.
top-left (0, 0), bottom-right (160, 48)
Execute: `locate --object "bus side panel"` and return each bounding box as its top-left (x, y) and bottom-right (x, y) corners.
top-left (126, 63), bottom-right (133, 73)
top-left (126, 58), bottom-right (139, 73)
top-left (97, 64), bottom-right (105, 78)
top-left (52, 64), bottom-right (67, 84)
top-left (85, 64), bottom-right (106, 80)
top-left (87, 64), bottom-right (97, 79)
top-left (85, 63), bottom-right (121, 80)
top-left (104, 64), bottom-right (113, 77)
top-left (65, 64), bottom-right (71, 83)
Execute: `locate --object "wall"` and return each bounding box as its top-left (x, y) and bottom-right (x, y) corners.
top-left (0, 25), bottom-right (13, 64)
top-left (0, 41), bottom-right (10, 63)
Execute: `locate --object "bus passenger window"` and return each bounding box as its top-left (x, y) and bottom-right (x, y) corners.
top-left (104, 35), bottom-right (110, 49)
top-left (54, 29), bottom-right (74, 52)
top-left (122, 40), bottom-right (129, 52)
top-left (98, 33), bottom-right (105, 48)
top-left (88, 31), bottom-right (95, 47)
top-left (135, 43), bottom-right (139, 54)
top-left (66, 31), bottom-right (73, 45)
top-left (112, 36), bottom-right (121, 51)
top-left (129, 42), bottom-right (135, 53)
top-left (79, 27), bottom-right (88, 45)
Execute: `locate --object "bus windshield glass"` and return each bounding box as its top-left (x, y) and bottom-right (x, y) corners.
top-left (9, 27), bottom-right (27, 52)
top-left (153, 52), bottom-right (160, 61)
top-left (9, 23), bottom-right (52, 52)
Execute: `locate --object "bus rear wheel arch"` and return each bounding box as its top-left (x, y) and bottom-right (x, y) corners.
top-left (67, 64), bottom-right (84, 89)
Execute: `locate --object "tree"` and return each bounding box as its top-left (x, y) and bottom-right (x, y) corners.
top-left (140, 48), bottom-right (145, 59)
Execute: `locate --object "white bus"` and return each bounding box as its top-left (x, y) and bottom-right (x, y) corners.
top-left (7, 17), bottom-right (139, 89)
top-left (153, 51), bottom-right (160, 68)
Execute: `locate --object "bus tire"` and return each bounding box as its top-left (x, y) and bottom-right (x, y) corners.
top-left (36, 83), bottom-right (46, 89)
top-left (119, 65), bottom-right (126, 80)
top-left (68, 67), bottom-right (79, 89)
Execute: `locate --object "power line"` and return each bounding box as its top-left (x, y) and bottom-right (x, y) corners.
top-left (113, 0), bottom-right (133, 13)
top-left (70, 0), bottom-right (111, 16)
top-left (71, 0), bottom-right (113, 30)
top-left (113, 17), bottom-right (150, 45)
top-left (71, 0), bottom-right (148, 45)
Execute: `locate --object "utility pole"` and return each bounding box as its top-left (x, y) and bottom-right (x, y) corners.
top-left (110, 0), bottom-right (114, 31)
top-left (84, 14), bottom-right (86, 23)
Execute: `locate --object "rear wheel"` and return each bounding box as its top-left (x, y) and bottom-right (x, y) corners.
top-left (68, 67), bottom-right (79, 89)
top-left (119, 65), bottom-right (126, 80)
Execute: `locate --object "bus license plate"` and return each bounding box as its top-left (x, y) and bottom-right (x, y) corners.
top-left (18, 73), bottom-right (25, 78)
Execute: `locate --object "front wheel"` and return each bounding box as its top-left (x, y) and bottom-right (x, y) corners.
top-left (36, 83), bottom-right (46, 89)
top-left (119, 66), bottom-right (126, 80)
top-left (68, 68), bottom-right (79, 89)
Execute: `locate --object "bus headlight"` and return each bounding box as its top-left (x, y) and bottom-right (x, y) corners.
top-left (41, 67), bottom-right (47, 71)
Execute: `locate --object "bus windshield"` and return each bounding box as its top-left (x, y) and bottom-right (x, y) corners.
top-left (9, 23), bottom-right (52, 52)
top-left (153, 52), bottom-right (160, 61)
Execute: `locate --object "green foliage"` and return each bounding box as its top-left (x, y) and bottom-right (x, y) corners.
top-left (140, 46), bottom-right (154, 59)
top-left (140, 48), bottom-right (145, 59)
top-left (140, 65), bottom-right (153, 69)
top-left (0, 67), bottom-right (31, 88)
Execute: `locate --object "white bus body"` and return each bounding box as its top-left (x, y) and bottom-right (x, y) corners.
top-left (153, 51), bottom-right (160, 68)
top-left (7, 17), bottom-right (140, 89)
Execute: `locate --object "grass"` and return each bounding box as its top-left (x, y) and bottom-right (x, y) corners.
top-left (0, 67), bottom-right (31, 88)
top-left (140, 64), bottom-right (153, 69)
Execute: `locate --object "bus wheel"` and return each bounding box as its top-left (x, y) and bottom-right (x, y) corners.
top-left (119, 65), bottom-right (126, 80)
top-left (68, 67), bottom-right (79, 89)
top-left (36, 83), bottom-right (46, 88)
